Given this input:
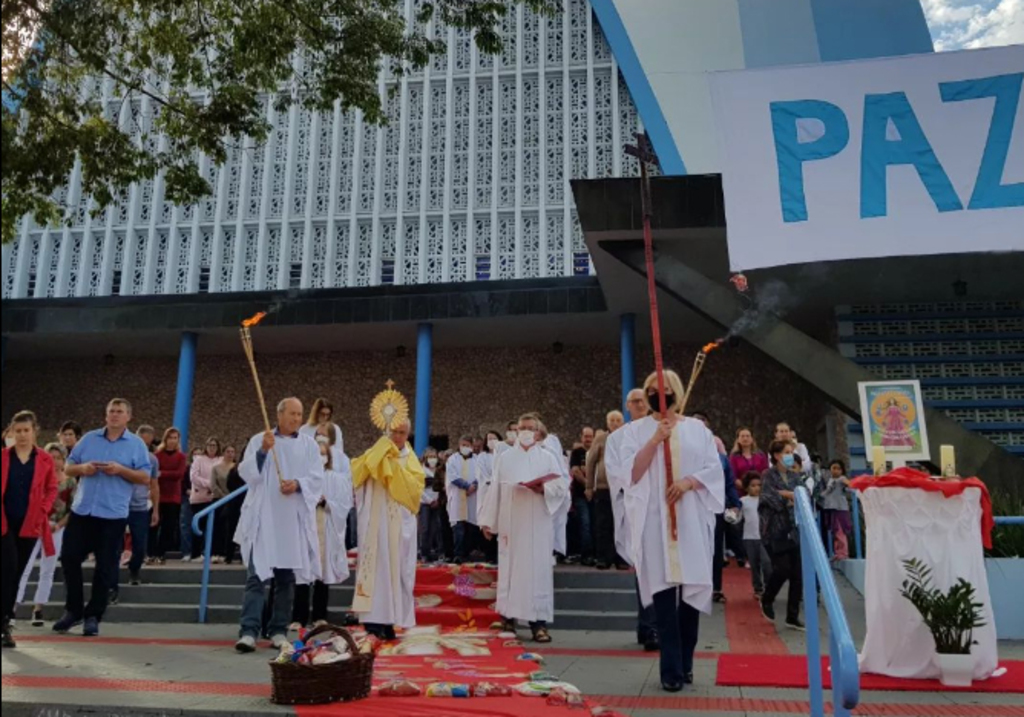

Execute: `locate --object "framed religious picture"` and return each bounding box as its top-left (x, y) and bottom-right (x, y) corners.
top-left (857, 380), bottom-right (931, 462)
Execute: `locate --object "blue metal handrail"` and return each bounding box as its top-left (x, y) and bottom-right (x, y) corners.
top-left (795, 486), bottom-right (860, 717)
top-left (994, 516), bottom-right (1024, 525)
top-left (191, 485), bottom-right (248, 623)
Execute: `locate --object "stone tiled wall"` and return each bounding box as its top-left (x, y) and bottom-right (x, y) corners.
top-left (2, 341), bottom-right (828, 457)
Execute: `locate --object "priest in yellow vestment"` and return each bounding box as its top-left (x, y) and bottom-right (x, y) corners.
top-left (350, 418), bottom-right (425, 640)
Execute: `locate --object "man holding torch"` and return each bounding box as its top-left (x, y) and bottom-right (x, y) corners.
top-left (234, 398), bottom-right (324, 653)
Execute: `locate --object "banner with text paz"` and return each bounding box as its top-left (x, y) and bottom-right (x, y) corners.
top-left (708, 46), bottom-right (1024, 272)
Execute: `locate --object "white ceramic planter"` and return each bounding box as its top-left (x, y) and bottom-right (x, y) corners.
top-left (935, 653), bottom-right (975, 687)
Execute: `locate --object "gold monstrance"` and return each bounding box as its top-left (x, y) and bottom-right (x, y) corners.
top-left (369, 379), bottom-right (410, 434)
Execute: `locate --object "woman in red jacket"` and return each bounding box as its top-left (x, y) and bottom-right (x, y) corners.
top-left (148, 427), bottom-right (187, 565)
top-left (2, 410), bottom-right (58, 648)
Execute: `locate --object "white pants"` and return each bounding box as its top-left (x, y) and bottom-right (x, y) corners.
top-left (17, 528), bottom-right (64, 607)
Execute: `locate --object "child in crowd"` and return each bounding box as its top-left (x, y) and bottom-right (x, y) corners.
top-left (820, 460), bottom-right (852, 561)
top-left (739, 472), bottom-right (772, 599)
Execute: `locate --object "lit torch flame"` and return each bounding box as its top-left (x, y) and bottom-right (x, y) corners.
top-left (242, 311), bottom-right (267, 328)
top-left (702, 340), bottom-right (724, 354)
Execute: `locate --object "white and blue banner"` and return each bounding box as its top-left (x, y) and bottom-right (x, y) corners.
top-left (709, 46), bottom-right (1024, 271)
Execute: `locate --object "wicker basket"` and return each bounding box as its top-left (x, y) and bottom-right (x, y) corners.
top-left (269, 624), bottom-right (374, 705)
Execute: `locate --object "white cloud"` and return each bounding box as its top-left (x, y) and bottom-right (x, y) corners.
top-left (922, 0), bottom-right (1024, 50)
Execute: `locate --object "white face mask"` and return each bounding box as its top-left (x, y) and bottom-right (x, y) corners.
top-left (487, 439), bottom-right (499, 452)
top-left (518, 430), bottom-right (536, 448)
top-left (506, 431), bottom-right (517, 443)
top-left (459, 446), bottom-right (473, 457)
top-left (426, 457), bottom-right (438, 468)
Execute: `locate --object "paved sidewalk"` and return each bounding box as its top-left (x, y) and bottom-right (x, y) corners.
top-left (3, 567), bottom-right (1022, 716)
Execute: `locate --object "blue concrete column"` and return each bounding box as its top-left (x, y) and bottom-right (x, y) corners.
top-left (414, 323), bottom-right (433, 456)
top-left (620, 313), bottom-right (636, 419)
top-left (173, 332), bottom-right (198, 450)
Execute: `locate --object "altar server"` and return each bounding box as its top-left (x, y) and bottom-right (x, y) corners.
top-left (351, 418), bottom-right (425, 640)
top-left (235, 398), bottom-right (324, 653)
top-left (479, 414), bottom-right (568, 643)
top-left (606, 370), bottom-right (724, 692)
top-left (539, 423), bottom-right (572, 557)
top-left (445, 435), bottom-right (480, 563)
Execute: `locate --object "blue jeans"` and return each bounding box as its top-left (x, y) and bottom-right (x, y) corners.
top-left (418, 505), bottom-right (441, 560)
top-left (453, 521), bottom-right (470, 560)
top-left (239, 556), bottom-right (295, 639)
top-left (179, 501), bottom-right (194, 556)
top-left (570, 495), bottom-right (593, 558)
top-left (112, 509), bottom-right (150, 590)
top-left (653, 587), bottom-right (701, 686)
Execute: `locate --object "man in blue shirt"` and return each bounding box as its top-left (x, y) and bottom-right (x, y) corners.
top-left (54, 398), bottom-right (153, 637)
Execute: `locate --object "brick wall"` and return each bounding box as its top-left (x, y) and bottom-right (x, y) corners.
top-left (2, 341), bottom-right (828, 458)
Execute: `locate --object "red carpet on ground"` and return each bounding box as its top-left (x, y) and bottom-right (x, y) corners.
top-left (411, 565), bottom-right (500, 628)
top-left (721, 562), bottom-right (789, 655)
top-left (717, 654), bottom-right (1024, 693)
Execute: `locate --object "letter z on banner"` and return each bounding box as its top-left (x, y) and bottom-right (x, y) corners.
top-left (708, 46), bottom-right (1024, 272)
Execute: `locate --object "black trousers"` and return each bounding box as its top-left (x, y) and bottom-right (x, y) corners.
top-left (2, 519), bottom-right (36, 623)
top-left (292, 581), bottom-right (330, 626)
top-left (713, 514), bottom-right (750, 591)
top-left (62, 512), bottom-right (127, 621)
top-left (148, 503), bottom-right (181, 559)
top-left (652, 587), bottom-right (701, 686)
top-left (218, 500), bottom-right (241, 563)
top-left (592, 489), bottom-right (616, 565)
top-left (190, 502), bottom-right (212, 559)
top-left (762, 545), bottom-right (803, 622)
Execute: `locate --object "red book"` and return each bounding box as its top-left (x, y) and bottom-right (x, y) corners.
top-left (520, 473), bottom-right (560, 490)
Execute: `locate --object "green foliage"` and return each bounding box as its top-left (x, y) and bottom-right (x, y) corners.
top-left (1, 0), bottom-right (558, 244)
top-left (989, 492), bottom-right (1024, 558)
top-left (899, 558), bottom-right (986, 655)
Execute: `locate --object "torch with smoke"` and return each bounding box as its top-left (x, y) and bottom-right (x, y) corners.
top-left (240, 311), bottom-right (285, 489)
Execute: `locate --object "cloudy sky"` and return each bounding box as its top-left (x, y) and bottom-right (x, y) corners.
top-left (921, 0), bottom-right (1023, 50)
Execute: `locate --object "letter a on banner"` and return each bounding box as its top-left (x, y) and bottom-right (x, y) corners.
top-left (860, 92), bottom-right (963, 219)
top-left (770, 100), bottom-right (850, 222)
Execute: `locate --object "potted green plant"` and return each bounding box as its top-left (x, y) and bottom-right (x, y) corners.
top-left (900, 558), bottom-right (987, 686)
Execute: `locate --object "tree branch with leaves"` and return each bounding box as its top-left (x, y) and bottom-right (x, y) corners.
top-left (1, 0), bottom-right (558, 245)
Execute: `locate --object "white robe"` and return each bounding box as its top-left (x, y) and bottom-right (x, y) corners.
top-left (299, 423), bottom-right (345, 461)
top-left (235, 431), bottom-right (324, 584)
top-left (476, 452), bottom-right (495, 522)
top-left (320, 456), bottom-right (353, 585)
top-left (354, 447), bottom-right (418, 627)
top-left (605, 416), bottom-right (724, 613)
top-left (478, 445), bottom-right (568, 623)
top-left (445, 453), bottom-right (479, 526)
top-left (605, 429), bottom-right (633, 564)
top-left (542, 435), bottom-right (572, 555)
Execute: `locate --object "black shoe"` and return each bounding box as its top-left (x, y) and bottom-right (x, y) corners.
top-left (83, 616), bottom-right (99, 637)
top-left (581, 556), bottom-right (597, 567)
top-left (555, 553), bottom-right (566, 565)
top-left (129, 573), bottom-right (141, 586)
top-left (108, 589), bottom-right (119, 606)
top-left (564, 555), bottom-right (581, 565)
top-left (595, 562), bottom-right (610, 571)
top-left (615, 562), bottom-right (630, 571)
top-left (760, 600), bottom-right (776, 622)
top-left (384, 626), bottom-right (397, 641)
top-left (52, 612), bottom-right (82, 634)
top-left (785, 617), bottom-right (806, 632)
top-left (712, 591), bottom-right (726, 603)
top-left (31, 609), bottom-right (45, 627)
top-left (343, 613), bottom-right (360, 627)
top-left (2, 623), bottom-right (14, 648)
top-left (643, 638), bottom-right (660, 652)
top-left (684, 671), bottom-right (694, 684)
top-left (661, 681), bottom-right (683, 693)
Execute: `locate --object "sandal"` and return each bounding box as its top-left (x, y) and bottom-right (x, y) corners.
top-left (532, 627), bottom-right (552, 643)
top-left (500, 618), bottom-right (517, 633)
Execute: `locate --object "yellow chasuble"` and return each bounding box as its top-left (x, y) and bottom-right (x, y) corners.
top-left (350, 437), bottom-right (426, 614)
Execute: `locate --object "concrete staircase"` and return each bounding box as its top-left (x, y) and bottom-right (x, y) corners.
top-left (16, 563), bottom-right (639, 631)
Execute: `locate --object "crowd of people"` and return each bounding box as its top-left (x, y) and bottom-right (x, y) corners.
top-left (1, 380), bottom-right (854, 694)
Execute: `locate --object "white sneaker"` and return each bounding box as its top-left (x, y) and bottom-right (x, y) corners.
top-left (181, 557), bottom-right (193, 563)
top-left (235, 635), bottom-right (257, 653)
top-left (270, 634), bottom-right (289, 650)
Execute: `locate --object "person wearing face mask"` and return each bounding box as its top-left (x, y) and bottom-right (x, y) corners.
top-left (292, 440), bottom-right (352, 629)
top-left (478, 414), bottom-right (568, 643)
top-left (418, 448), bottom-right (442, 563)
top-left (445, 436), bottom-right (481, 564)
top-left (773, 422), bottom-right (810, 474)
top-left (605, 371), bottom-right (724, 692)
top-left (757, 440), bottom-right (805, 632)
top-left (477, 431), bottom-right (503, 564)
